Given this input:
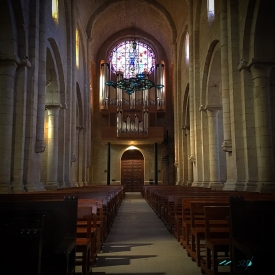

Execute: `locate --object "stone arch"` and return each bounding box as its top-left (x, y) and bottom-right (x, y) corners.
top-left (45, 48), bottom-right (60, 105)
top-left (47, 38), bottom-right (66, 105)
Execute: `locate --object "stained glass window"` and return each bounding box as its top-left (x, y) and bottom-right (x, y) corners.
top-left (109, 40), bottom-right (156, 78)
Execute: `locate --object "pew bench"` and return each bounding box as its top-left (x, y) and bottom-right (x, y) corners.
top-left (188, 201), bottom-right (229, 267)
top-left (0, 198), bottom-right (78, 275)
top-left (200, 206), bottom-right (230, 275)
top-left (229, 197), bottom-right (275, 275)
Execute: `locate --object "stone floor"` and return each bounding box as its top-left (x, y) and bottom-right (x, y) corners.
top-left (90, 192), bottom-right (202, 275)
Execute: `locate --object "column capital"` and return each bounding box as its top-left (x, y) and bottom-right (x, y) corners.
top-left (199, 105), bottom-right (222, 113)
top-left (238, 57), bottom-right (275, 73)
top-left (45, 103), bottom-right (62, 110)
top-left (221, 140), bottom-right (232, 152)
top-left (60, 102), bottom-right (68, 109)
top-left (0, 54), bottom-right (31, 68)
top-left (189, 155), bottom-right (196, 163)
top-left (35, 140), bottom-right (46, 153)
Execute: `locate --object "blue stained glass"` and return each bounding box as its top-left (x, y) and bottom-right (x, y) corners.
top-left (109, 40), bottom-right (156, 78)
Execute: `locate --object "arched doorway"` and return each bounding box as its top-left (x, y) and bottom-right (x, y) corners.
top-left (121, 149), bottom-right (144, 192)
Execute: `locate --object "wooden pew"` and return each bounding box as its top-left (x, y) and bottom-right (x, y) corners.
top-left (76, 206), bottom-right (92, 275)
top-left (200, 206), bottom-right (230, 275)
top-left (0, 185), bottom-right (124, 273)
top-left (229, 197), bottom-right (275, 275)
top-left (188, 200), bottom-right (229, 267)
top-left (0, 197), bottom-right (78, 275)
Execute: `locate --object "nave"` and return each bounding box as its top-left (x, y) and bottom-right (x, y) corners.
top-left (91, 192), bottom-right (201, 275)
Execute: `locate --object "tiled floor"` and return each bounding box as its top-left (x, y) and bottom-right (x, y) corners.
top-left (91, 192), bottom-right (202, 275)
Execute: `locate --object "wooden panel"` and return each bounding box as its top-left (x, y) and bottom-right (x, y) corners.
top-left (109, 113), bottom-right (116, 127)
top-left (149, 112), bottom-right (156, 126)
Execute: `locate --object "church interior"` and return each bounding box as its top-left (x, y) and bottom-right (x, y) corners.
top-left (1, 0), bottom-right (275, 274)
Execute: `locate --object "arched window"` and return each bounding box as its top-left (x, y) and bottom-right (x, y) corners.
top-left (76, 27), bottom-right (79, 68)
top-left (52, 0), bottom-right (58, 20)
top-left (185, 32), bottom-right (189, 63)
top-left (207, 0), bottom-right (215, 21)
top-left (109, 40), bottom-right (156, 78)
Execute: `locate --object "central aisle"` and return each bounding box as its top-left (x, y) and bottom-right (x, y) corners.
top-left (92, 192), bottom-right (202, 275)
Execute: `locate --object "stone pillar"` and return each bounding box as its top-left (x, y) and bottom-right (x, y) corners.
top-left (45, 105), bottom-right (60, 189)
top-left (72, 127), bottom-right (79, 186)
top-left (188, 0), bottom-right (196, 184)
top-left (12, 58), bottom-right (31, 193)
top-left (107, 143), bottom-right (110, 185)
top-left (71, 0), bottom-right (77, 185)
top-left (206, 107), bottom-right (223, 189)
top-left (250, 61), bottom-right (275, 191)
top-left (172, 41), bottom-right (179, 184)
top-left (57, 104), bottom-right (67, 188)
top-left (0, 60), bottom-right (17, 193)
top-left (220, 0), bottom-right (232, 152)
top-left (184, 127), bottom-right (193, 185)
top-left (155, 143), bottom-right (158, 185)
top-left (35, 0), bottom-right (46, 154)
top-left (78, 126), bottom-right (84, 187)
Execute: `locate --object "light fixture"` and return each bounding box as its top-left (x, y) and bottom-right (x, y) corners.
top-left (105, 72), bottom-right (164, 95)
top-left (105, 41), bottom-right (164, 95)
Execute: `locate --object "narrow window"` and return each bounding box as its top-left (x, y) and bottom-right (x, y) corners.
top-left (76, 27), bottom-right (79, 68)
top-left (207, 0), bottom-right (215, 21)
top-left (52, 0), bottom-right (58, 20)
top-left (185, 32), bottom-right (189, 63)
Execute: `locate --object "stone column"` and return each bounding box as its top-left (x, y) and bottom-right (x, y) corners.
top-left (78, 126), bottom-right (84, 187)
top-left (12, 58), bottom-right (31, 192)
top-left (35, 0), bottom-right (46, 154)
top-left (72, 127), bottom-right (79, 186)
top-left (45, 105), bottom-right (60, 189)
top-left (0, 60), bottom-right (17, 193)
top-left (171, 41), bottom-right (180, 184)
top-left (57, 104), bottom-right (67, 188)
top-left (188, 0), bottom-right (196, 183)
top-left (220, 0), bottom-right (232, 152)
top-left (107, 142), bottom-right (110, 185)
top-left (155, 143), bottom-right (158, 185)
top-left (206, 107), bottom-right (223, 189)
top-left (184, 127), bottom-right (193, 185)
top-left (249, 60), bottom-right (275, 191)
top-left (70, 0), bottom-right (77, 186)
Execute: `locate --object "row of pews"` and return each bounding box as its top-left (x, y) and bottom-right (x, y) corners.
top-left (0, 185), bottom-right (124, 275)
top-left (142, 185), bottom-right (275, 275)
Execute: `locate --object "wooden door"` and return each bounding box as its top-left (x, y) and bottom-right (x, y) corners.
top-left (121, 150), bottom-right (144, 192)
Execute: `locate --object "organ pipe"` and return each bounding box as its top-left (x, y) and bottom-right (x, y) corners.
top-left (100, 60), bottom-right (109, 108)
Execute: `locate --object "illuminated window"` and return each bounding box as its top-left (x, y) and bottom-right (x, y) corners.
top-left (52, 0), bottom-right (58, 20)
top-left (76, 27), bottom-right (79, 68)
top-left (109, 40), bottom-right (156, 78)
top-left (185, 32), bottom-right (189, 63)
top-left (207, 0), bottom-right (215, 21)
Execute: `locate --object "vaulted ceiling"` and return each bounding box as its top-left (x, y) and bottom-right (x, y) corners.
top-left (76, 0), bottom-right (188, 63)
